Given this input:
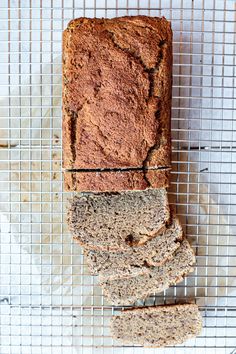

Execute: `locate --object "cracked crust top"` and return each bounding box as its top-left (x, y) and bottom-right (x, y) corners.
top-left (63, 16), bottom-right (172, 171)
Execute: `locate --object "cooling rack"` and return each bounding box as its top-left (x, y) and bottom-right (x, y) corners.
top-left (0, 0), bottom-right (235, 353)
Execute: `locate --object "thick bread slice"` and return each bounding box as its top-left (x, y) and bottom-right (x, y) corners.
top-left (64, 169), bottom-right (170, 192)
top-left (111, 304), bottom-right (202, 347)
top-left (68, 189), bottom-right (170, 251)
top-left (101, 239), bottom-right (195, 305)
top-left (85, 217), bottom-right (183, 280)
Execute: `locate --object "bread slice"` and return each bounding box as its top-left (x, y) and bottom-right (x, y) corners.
top-left (85, 217), bottom-right (183, 280)
top-left (64, 169), bottom-right (170, 192)
top-left (101, 239), bottom-right (195, 305)
top-left (111, 304), bottom-right (202, 347)
top-left (68, 189), bottom-right (170, 251)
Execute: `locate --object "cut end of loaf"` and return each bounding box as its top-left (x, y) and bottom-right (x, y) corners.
top-left (111, 304), bottom-right (203, 347)
top-left (68, 189), bottom-right (170, 251)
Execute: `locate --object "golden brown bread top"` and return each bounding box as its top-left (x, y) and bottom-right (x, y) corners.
top-left (62, 16), bottom-right (172, 174)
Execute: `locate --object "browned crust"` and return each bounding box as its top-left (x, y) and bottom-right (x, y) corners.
top-left (63, 16), bottom-right (172, 172)
top-left (64, 169), bottom-right (170, 192)
top-left (117, 303), bottom-right (200, 315)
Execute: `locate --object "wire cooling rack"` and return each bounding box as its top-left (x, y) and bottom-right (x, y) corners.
top-left (0, 0), bottom-right (235, 353)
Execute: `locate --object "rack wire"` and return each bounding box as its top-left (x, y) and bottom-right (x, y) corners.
top-left (0, 0), bottom-right (235, 353)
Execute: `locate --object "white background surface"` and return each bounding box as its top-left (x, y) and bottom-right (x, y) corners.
top-left (0, 0), bottom-right (236, 353)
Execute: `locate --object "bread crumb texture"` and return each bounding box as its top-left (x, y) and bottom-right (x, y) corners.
top-left (101, 240), bottom-right (195, 305)
top-left (85, 216), bottom-right (183, 280)
top-left (68, 189), bottom-right (170, 251)
top-left (111, 304), bottom-right (202, 347)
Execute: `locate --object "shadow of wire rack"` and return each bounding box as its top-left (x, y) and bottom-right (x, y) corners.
top-left (0, 0), bottom-right (235, 353)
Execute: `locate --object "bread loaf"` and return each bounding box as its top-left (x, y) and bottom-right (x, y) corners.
top-left (62, 16), bottom-right (172, 192)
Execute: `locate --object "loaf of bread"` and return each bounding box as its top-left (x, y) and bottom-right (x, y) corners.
top-left (111, 304), bottom-right (202, 347)
top-left (68, 189), bottom-right (170, 251)
top-left (63, 16), bottom-right (172, 192)
top-left (85, 216), bottom-right (183, 280)
top-left (101, 239), bottom-right (195, 305)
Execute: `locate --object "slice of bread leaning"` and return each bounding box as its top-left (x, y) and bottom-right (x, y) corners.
top-left (111, 304), bottom-right (202, 347)
top-left (85, 216), bottom-right (183, 280)
top-left (101, 239), bottom-right (195, 305)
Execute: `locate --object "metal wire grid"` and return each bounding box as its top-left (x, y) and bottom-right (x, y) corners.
top-left (0, 0), bottom-right (235, 353)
